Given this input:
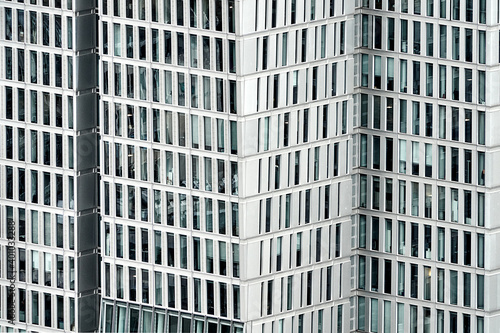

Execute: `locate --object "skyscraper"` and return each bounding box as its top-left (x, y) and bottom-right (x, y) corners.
top-left (353, 0), bottom-right (495, 332)
top-left (0, 0), bottom-right (87, 332)
top-left (0, 0), bottom-right (498, 332)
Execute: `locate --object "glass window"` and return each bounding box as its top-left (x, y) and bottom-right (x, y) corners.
top-left (361, 54), bottom-right (368, 87)
top-left (425, 143), bottom-right (432, 177)
top-left (451, 188), bottom-right (459, 222)
top-left (387, 58), bottom-right (394, 90)
top-left (449, 229), bottom-right (459, 265)
top-left (360, 134), bottom-right (367, 167)
top-left (410, 264), bottom-right (418, 298)
top-left (42, 52), bottom-right (49, 85)
top-left (399, 180), bottom-right (406, 215)
top-left (359, 256), bottom-right (366, 290)
top-left (372, 217), bottom-right (380, 250)
top-left (400, 60), bottom-right (407, 93)
top-left (439, 25), bottom-right (446, 58)
top-left (399, 139), bottom-right (406, 173)
top-left (478, 70), bottom-right (486, 104)
top-left (374, 16), bottom-right (382, 49)
top-left (361, 15), bottom-right (368, 47)
top-left (464, 230), bottom-right (472, 265)
top-left (399, 100), bottom-right (407, 133)
top-left (452, 27), bottom-right (460, 60)
top-left (398, 221), bottom-right (405, 255)
top-left (437, 146), bottom-right (445, 180)
top-left (477, 151), bottom-right (486, 186)
top-left (436, 187), bottom-right (445, 222)
top-left (359, 215), bottom-right (366, 248)
top-left (464, 150), bottom-right (472, 184)
top-left (410, 223), bottom-right (418, 257)
top-left (374, 56), bottom-right (381, 89)
top-left (451, 147), bottom-right (459, 181)
top-left (373, 136), bottom-right (380, 170)
top-left (425, 64), bottom-right (434, 96)
top-left (451, 67), bottom-right (459, 100)
top-left (412, 142), bottom-right (419, 175)
top-left (388, 18), bottom-right (395, 50)
top-left (370, 298), bottom-right (378, 332)
top-left (113, 23), bottom-right (121, 56)
top-left (293, 231), bottom-right (303, 268)
top-left (360, 174), bottom-right (367, 208)
top-left (401, 20), bottom-right (408, 53)
top-left (54, 15), bottom-right (62, 48)
top-left (412, 102), bottom-right (420, 134)
top-left (424, 185), bottom-right (432, 219)
top-left (203, 117), bottom-right (212, 150)
top-left (413, 22), bottom-right (421, 55)
top-left (397, 262), bottom-right (405, 296)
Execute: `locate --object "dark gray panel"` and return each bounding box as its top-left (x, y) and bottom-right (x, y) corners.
top-left (74, 0), bottom-right (96, 11)
top-left (77, 253), bottom-right (99, 293)
top-left (77, 133), bottom-right (98, 171)
top-left (77, 213), bottom-right (99, 253)
top-left (75, 14), bottom-right (96, 51)
top-left (76, 53), bottom-right (97, 91)
top-left (77, 173), bottom-right (98, 211)
top-left (78, 293), bottom-right (100, 332)
top-left (76, 93), bottom-right (98, 131)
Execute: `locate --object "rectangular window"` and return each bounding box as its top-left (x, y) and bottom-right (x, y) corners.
top-left (397, 221), bottom-right (405, 255)
top-left (410, 264), bottom-right (418, 298)
top-left (384, 101), bottom-right (393, 135)
top-left (412, 141), bottom-right (419, 176)
top-left (413, 22), bottom-right (421, 55)
top-left (374, 56), bottom-right (381, 89)
top-left (360, 94), bottom-right (368, 127)
top-left (369, 217), bottom-right (379, 253)
top-left (358, 256), bottom-right (366, 290)
top-left (452, 67), bottom-right (459, 100)
top-left (424, 224), bottom-right (431, 259)
top-left (439, 25), bottom-right (446, 58)
top-left (451, 188), bottom-right (458, 222)
top-left (396, 177), bottom-right (406, 215)
top-left (399, 139), bottom-right (406, 174)
top-left (464, 231), bottom-right (471, 265)
top-left (400, 60), bottom-right (407, 93)
top-left (401, 20), bottom-right (408, 53)
top-left (438, 146), bottom-right (445, 179)
top-left (372, 176), bottom-right (380, 211)
top-left (359, 215), bottom-right (367, 249)
top-left (425, 63), bottom-right (433, 96)
top-left (397, 262), bottom-right (405, 296)
top-left (383, 57), bottom-right (394, 92)
top-left (438, 65), bottom-right (446, 99)
top-left (451, 147), bottom-right (459, 181)
top-left (478, 70), bottom-right (486, 104)
top-left (452, 27), bottom-right (460, 61)
top-left (425, 143), bottom-right (432, 177)
top-left (361, 54), bottom-right (368, 87)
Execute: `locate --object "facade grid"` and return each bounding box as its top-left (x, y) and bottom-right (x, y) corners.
top-left (0, 0), bottom-right (499, 333)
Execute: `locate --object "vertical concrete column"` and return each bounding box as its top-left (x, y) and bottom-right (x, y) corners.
top-left (74, 1), bottom-right (100, 331)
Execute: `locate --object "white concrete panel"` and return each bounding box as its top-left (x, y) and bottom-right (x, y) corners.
top-left (242, 199), bottom-right (260, 238)
top-left (486, 69), bottom-right (500, 107)
top-left (247, 283), bottom-right (263, 321)
top-left (240, 0), bottom-right (256, 35)
top-left (242, 118), bottom-right (259, 156)
top-left (245, 242), bottom-right (262, 279)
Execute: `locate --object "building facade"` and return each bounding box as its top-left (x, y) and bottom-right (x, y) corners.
top-left (0, 0), bottom-right (100, 332)
top-left (0, 0), bottom-right (499, 333)
top-left (351, 0), bottom-right (500, 332)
